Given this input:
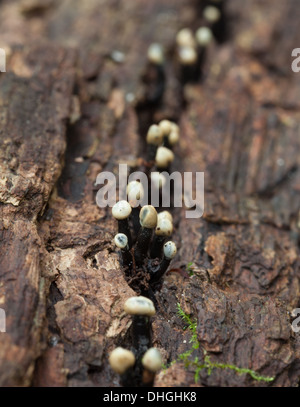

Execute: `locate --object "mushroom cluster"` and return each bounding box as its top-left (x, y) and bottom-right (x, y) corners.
top-left (109, 296), bottom-right (162, 387)
top-left (112, 119), bottom-right (180, 296)
top-left (175, 24), bottom-right (215, 84)
top-left (109, 121), bottom-right (180, 385)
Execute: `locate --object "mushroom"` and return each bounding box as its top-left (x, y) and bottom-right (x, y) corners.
top-left (158, 119), bottom-right (172, 138)
top-left (142, 347), bottom-right (162, 386)
top-left (150, 241), bottom-right (177, 284)
top-left (168, 123), bottom-right (180, 147)
top-left (124, 296), bottom-right (156, 361)
top-left (150, 217), bottom-right (173, 259)
top-left (114, 233), bottom-right (133, 269)
top-left (195, 26), bottom-right (213, 46)
top-left (134, 205), bottom-right (157, 266)
top-left (147, 43), bottom-right (164, 65)
top-left (112, 200), bottom-right (133, 248)
top-left (146, 124), bottom-right (163, 162)
top-left (127, 180), bottom-right (145, 235)
top-left (109, 347), bottom-right (136, 375)
top-left (176, 28), bottom-right (196, 48)
top-left (158, 210), bottom-right (173, 223)
top-left (177, 45), bottom-right (198, 84)
top-left (155, 146), bottom-right (174, 170)
top-left (178, 46), bottom-right (198, 66)
top-left (124, 296), bottom-right (156, 316)
top-left (150, 172), bottom-right (166, 190)
top-left (203, 5), bottom-right (221, 23)
top-left (142, 347), bottom-right (162, 372)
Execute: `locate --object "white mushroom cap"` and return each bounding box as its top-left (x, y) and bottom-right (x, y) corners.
top-left (203, 6), bottom-right (221, 23)
top-left (114, 233), bottom-right (128, 249)
top-left (158, 211), bottom-right (173, 223)
top-left (155, 218), bottom-right (173, 236)
top-left (146, 124), bottom-right (163, 146)
top-left (158, 120), bottom-right (173, 137)
top-left (155, 146), bottom-right (174, 168)
top-left (109, 347), bottom-right (135, 374)
top-left (151, 172), bottom-right (166, 189)
top-left (195, 26), bottom-right (213, 46)
top-left (168, 130), bottom-right (180, 146)
top-left (176, 28), bottom-right (195, 48)
top-left (127, 181), bottom-right (145, 207)
top-left (178, 46), bottom-right (197, 65)
top-left (171, 122), bottom-right (180, 133)
top-left (147, 43), bottom-right (164, 65)
top-left (139, 205), bottom-right (157, 229)
top-left (124, 296), bottom-right (156, 316)
top-left (112, 200), bottom-right (132, 220)
top-left (163, 241), bottom-right (177, 260)
top-left (142, 348), bottom-right (162, 372)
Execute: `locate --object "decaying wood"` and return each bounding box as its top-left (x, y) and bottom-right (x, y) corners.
top-left (0, 0), bottom-right (299, 387)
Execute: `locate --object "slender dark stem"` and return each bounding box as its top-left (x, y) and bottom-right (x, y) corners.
top-left (134, 227), bottom-right (153, 266)
top-left (118, 219), bottom-right (133, 249)
top-left (150, 235), bottom-right (166, 259)
top-left (150, 258), bottom-right (171, 283)
top-left (120, 248), bottom-right (133, 271)
top-left (132, 316), bottom-right (151, 359)
top-left (147, 144), bottom-right (158, 162)
top-left (131, 207), bottom-right (141, 236)
top-left (180, 64), bottom-right (198, 85)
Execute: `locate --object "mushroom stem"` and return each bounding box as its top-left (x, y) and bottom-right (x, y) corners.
top-left (150, 216), bottom-right (173, 259)
top-left (118, 219), bottom-right (133, 248)
top-left (132, 315), bottom-right (151, 360)
top-left (149, 235), bottom-right (166, 259)
top-left (146, 124), bottom-right (163, 163)
top-left (123, 296), bottom-right (156, 385)
top-left (127, 181), bottom-right (145, 236)
top-left (178, 46), bottom-right (199, 84)
top-left (114, 233), bottom-right (133, 270)
top-left (134, 205), bottom-right (157, 266)
top-left (145, 43), bottom-right (166, 106)
top-left (131, 207), bottom-right (141, 236)
top-left (150, 241), bottom-right (177, 283)
top-left (134, 227), bottom-right (154, 266)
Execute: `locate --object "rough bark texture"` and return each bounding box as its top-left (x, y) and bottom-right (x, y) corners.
top-left (0, 0), bottom-right (299, 387)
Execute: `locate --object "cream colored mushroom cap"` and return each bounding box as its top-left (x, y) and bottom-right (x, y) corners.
top-left (112, 200), bottom-right (132, 220)
top-left (178, 46), bottom-right (197, 65)
top-left (164, 241), bottom-right (177, 260)
top-left (195, 26), bottom-right (213, 46)
top-left (124, 296), bottom-right (156, 316)
top-left (127, 181), bottom-right (145, 207)
top-left (158, 211), bottom-right (173, 223)
top-left (114, 233), bottom-right (128, 249)
top-left (176, 28), bottom-right (195, 48)
top-left (147, 43), bottom-right (164, 65)
top-left (142, 348), bottom-right (162, 372)
top-left (146, 124), bottom-right (163, 146)
top-left (151, 172), bottom-right (166, 189)
top-left (139, 205), bottom-right (158, 229)
top-left (155, 218), bottom-right (173, 236)
top-left (155, 146), bottom-right (174, 168)
top-left (158, 119), bottom-right (173, 136)
top-left (203, 6), bottom-right (221, 23)
top-left (109, 347), bottom-right (135, 374)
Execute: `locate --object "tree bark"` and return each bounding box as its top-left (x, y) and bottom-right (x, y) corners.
top-left (0, 0), bottom-right (299, 387)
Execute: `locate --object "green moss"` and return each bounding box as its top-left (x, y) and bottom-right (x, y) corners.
top-left (165, 303), bottom-right (274, 384)
top-left (186, 262), bottom-right (194, 276)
